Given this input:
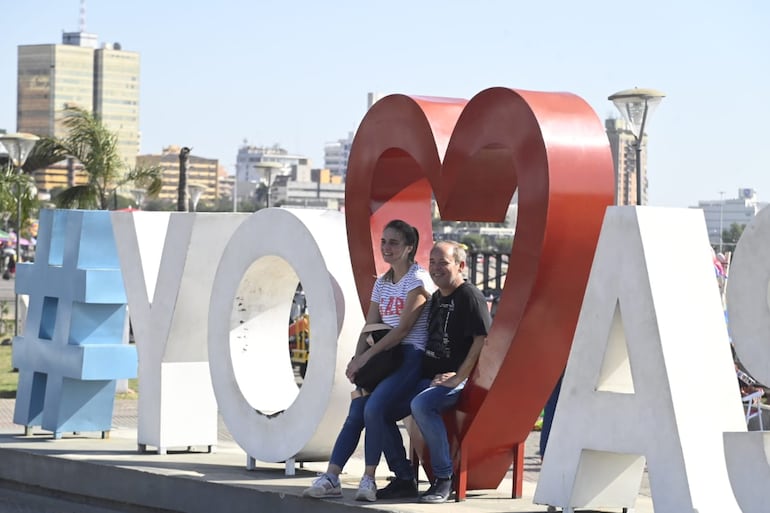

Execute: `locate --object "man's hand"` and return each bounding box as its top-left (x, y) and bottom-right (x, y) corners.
top-left (431, 372), bottom-right (460, 388)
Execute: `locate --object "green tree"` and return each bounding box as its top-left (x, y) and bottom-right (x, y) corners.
top-left (460, 234), bottom-right (485, 252)
top-left (721, 223), bottom-right (746, 250)
top-left (38, 107), bottom-right (162, 210)
top-left (1, 138), bottom-right (68, 231)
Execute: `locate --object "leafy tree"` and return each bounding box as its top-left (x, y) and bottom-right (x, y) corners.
top-left (1, 138), bottom-right (67, 232)
top-left (721, 223), bottom-right (746, 249)
top-left (460, 234), bottom-right (485, 252)
top-left (37, 107), bottom-right (162, 210)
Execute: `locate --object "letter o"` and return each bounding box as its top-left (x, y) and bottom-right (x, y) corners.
top-left (208, 208), bottom-right (362, 462)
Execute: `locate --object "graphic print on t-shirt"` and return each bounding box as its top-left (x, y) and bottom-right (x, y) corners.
top-left (425, 297), bottom-right (454, 360)
top-left (383, 296), bottom-right (405, 317)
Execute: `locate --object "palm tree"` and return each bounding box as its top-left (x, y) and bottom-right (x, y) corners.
top-left (40, 107), bottom-right (162, 210)
top-left (0, 137), bottom-right (67, 231)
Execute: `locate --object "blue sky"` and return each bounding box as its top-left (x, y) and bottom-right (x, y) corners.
top-left (1, 0), bottom-right (767, 207)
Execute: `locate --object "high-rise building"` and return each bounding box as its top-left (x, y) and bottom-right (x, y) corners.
top-left (16, 10), bottom-right (140, 173)
top-left (605, 118), bottom-right (648, 206)
top-left (93, 44), bottom-right (140, 166)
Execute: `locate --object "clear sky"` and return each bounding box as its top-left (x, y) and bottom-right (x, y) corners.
top-left (1, 0), bottom-right (767, 207)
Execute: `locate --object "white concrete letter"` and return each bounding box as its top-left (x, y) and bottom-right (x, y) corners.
top-left (535, 207), bottom-right (744, 513)
top-left (724, 205), bottom-right (770, 513)
top-left (208, 208), bottom-right (362, 463)
top-left (112, 212), bottom-right (250, 453)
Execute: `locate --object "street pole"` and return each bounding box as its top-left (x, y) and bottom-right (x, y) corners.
top-left (0, 133), bottom-right (39, 337)
top-left (232, 174), bottom-right (238, 212)
top-left (634, 140), bottom-right (643, 206)
top-left (719, 191), bottom-right (725, 253)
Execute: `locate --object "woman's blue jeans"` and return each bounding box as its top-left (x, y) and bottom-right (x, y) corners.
top-left (409, 378), bottom-right (467, 479)
top-left (329, 346), bottom-right (423, 479)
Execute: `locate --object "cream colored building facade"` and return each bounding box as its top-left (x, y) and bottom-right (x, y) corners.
top-left (137, 146), bottom-right (220, 205)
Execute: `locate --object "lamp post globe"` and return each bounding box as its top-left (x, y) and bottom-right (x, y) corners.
top-left (608, 88), bottom-right (665, 206)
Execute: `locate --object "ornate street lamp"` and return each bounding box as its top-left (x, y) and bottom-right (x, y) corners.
top-left (0, 132), bottom-right (40, 336)
top-left (608, 88), bottom-right (665, 206)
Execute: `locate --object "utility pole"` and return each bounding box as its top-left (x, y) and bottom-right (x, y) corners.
top-left (177, 146), bottom-right (191, 212)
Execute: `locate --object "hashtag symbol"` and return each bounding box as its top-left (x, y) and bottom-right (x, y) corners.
top-left (12, 209), bottom-right (137, 438)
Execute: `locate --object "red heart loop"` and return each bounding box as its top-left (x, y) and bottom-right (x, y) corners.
top-left (346, 87), bottom-right (614, 492)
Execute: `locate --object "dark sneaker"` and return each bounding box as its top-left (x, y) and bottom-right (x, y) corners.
top-left (419, 476), bottom-right (453, 503)
top-left (376, 477), bottom-right (418, 499)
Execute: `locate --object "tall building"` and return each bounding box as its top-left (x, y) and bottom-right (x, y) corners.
top-left (136, 146), bottom-right (220, 205)
top-left (16, 10), bottom-right (140, 173)
top-left (605, 118), bottom-right (649, 206)
top-left (93, 44), bottom-right (140, 166)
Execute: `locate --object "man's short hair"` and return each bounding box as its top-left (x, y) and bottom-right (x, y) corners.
top-left (435, 240), bottom-right (467, 265)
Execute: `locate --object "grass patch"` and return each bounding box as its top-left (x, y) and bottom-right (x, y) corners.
top-left (0, 344), bottom-right (139, 400)
top-left (0, 344), bottom-right (19, 398)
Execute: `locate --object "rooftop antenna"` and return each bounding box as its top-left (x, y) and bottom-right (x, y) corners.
top-left (79, 0), bottom-right (87, 33)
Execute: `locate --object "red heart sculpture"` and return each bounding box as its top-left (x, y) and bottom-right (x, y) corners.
top-left (345, 87), bottom-right (613, 495)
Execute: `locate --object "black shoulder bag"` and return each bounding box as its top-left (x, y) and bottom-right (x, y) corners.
top-left (354, 323), bottom-right (403, 393)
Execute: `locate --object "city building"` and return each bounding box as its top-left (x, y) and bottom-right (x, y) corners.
top-left (16, 7), bottom-right (140, 189)
top-left (234, 144), bottom-right (309, 202)
top-left (270, 167), bottom-right (344, 209)
top-left (136, 146), bottom-right (219, 205)
top-left (605, 118), bottom-right (649, 206)
top-left (694, 188), bottom-right (768, 249)
top-left (323, 132), bottom-right (353, 179)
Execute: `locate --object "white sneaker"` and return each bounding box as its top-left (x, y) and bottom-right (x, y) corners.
top-left (355, 475), bottom-right (377, 502)
top-left (302, 473), bottom-right (342, 498)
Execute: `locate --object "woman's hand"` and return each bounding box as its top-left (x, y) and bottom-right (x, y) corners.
top-left (346, 352), bottom-right (371, 383)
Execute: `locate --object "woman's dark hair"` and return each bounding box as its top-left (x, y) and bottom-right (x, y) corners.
top-left (383, 219), bottom-right (419, 282)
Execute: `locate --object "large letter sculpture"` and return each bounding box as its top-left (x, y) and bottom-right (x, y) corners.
top-left (535, 207), bottom-right (745, 512)
top-left (345, 88), bottom-right (614, 496)
top-left (208, 208), bottom-right (363, 464)
top-left (12, 209), bottom-right (136, 438)
top-left (112, 212), bottom-right (250, 453)
top-left (724, 205), bottom-right (770, 513)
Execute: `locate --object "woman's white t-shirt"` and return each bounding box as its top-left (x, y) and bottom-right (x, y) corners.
top-left (370, 263), bottom-right (434, 350)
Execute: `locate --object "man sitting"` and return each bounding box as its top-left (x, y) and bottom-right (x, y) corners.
top-left (378, 241), bottom-right (491, 503)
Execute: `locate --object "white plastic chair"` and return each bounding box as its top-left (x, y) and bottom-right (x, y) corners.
top-left (742, 390), bottom-right (764, 430)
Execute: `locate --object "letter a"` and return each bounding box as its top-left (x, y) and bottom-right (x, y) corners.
top-left (534, 206), bottom-right (744, 513)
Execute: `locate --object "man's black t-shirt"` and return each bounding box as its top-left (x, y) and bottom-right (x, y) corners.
top-left (422, 281), bottom-right (492, 379)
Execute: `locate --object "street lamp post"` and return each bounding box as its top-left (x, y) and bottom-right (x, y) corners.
top-left (608, 88), bottom-right (666, 206)
top-left (255, 162), bottom-right (284, 209)
top-left (0, 132), bottom-right (40, 337)
top-left (718, 191), bottom-right (725, 253)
